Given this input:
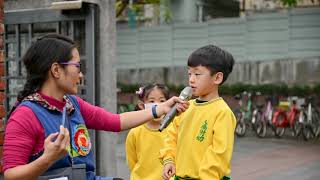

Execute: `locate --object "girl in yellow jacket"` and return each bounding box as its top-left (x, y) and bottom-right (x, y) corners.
top-left (126, 83), bottom-right (171, 180)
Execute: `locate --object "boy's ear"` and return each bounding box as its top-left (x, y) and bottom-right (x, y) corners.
top-left (213, 72), bottom-right (224, 85)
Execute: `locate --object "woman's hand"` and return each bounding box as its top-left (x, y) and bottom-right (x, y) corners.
top-left (158, 96), bottom-right (189, 116)
top-left (42, 126), bottom-right (70, 165)
top-left (3, 126), bottom-right (71, 180)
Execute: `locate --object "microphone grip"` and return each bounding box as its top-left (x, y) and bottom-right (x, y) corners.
top-left (159, 104), bottom-right (178, 132)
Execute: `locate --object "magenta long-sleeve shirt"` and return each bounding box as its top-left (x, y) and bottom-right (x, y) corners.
top-left (3, 94), bottom-right (121, 172)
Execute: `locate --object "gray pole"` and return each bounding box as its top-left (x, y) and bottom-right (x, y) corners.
top-left (97, 0), bottom-right (118, 177)
top-left (87, 0), bottom-right (118, 177)
top-left (66, 0), bottom-right (127, 177)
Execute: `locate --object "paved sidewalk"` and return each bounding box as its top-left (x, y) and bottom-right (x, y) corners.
top-left (231, 133), bottom-right (320, 180)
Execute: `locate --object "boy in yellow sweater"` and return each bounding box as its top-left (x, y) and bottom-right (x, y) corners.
top-left (160, 45), bottom-right (236, 180)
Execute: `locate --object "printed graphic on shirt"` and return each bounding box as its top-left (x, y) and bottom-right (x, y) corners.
top-left (70, 124), bottom-right (91, 157)
top-left (196, 120), bottom-right (208, 142)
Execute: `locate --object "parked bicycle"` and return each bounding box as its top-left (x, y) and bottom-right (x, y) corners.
top-left (300, 96), bottom-right (320, 141)
top-left (272, 98), bottom-right (302, 138)
top-left (253, 95), bottom-right (277, 138)
top-left (234, 91), bottom-right (257, 137)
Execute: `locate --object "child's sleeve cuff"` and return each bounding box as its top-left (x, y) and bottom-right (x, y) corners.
top-left (163, 158), bottom-right (175, 165)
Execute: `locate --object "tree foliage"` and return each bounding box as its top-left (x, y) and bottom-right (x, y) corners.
top-left (116, 0), bottom-right (160, 18)
top-left (280, 0), bottom-right (298, 7)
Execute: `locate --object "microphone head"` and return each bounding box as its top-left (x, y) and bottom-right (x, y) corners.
top-left (179, 86), bottom-right (193, 101)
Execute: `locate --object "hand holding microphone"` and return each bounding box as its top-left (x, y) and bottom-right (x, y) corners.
top-left (159, 87), bottom-right (193, 132)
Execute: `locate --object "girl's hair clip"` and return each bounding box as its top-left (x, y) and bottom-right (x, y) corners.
top-left (135, 87), bottom-right (144, 99)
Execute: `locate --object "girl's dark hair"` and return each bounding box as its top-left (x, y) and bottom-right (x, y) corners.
top-left (136, 83), bottom-right (170, 101)
top-left (9, 34), bottom-right (75, 115)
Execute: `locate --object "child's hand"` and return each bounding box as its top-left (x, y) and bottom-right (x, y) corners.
top-left (162, 163), bottom-right (176, 180)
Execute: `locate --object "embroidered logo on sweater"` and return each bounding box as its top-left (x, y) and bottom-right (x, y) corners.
top-left (196, 120), bottom-right (208, 142)
top-left (70, 124), bottom-right (91, 156)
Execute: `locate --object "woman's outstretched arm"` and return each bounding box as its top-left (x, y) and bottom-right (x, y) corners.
top-left (120, 96), bottom-right (189, 130)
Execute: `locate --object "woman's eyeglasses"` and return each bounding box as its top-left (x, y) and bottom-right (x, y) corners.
top-left (60, 62), bottom-right (82, 72)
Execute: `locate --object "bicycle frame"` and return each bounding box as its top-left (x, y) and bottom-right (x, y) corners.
top-left (263, 100), bottom-right (273, 124)
top-left (273, 103), bottom-right (299, 128)
top-left (236, 93), bottom-right (253, 123)
top-left (234, 92), bottom-right (256, 137)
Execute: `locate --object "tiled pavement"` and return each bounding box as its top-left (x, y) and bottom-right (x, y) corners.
top-left (231, 132), bottom-right (320, 180)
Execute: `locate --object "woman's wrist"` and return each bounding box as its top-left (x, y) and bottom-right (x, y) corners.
top-left (39, 154), bottom-right (54, 169)
top-left (26, 155), bottom-right (54, 177)
top-left (151, 104), bottom-right (158, 118)
top-left (155, 104), bottom-right (165, 117)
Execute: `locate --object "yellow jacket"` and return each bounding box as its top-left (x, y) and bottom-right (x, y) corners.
top-left (160, 98), bottom-right (236, 179)
top-left (126, 124), bottom-right (168, 180)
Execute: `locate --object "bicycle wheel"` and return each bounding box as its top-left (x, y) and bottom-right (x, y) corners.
top-left (303, 124), bottom-right (314, 141)
top-left (255, 112), bottom-right (267, 138)
top-left (301, 111), bottom-right (313, 140)
top-left (267, 110), bottom-right (276, 135)
top-left (274, 113), bottom-right (286, 137)
top-left (235, 112), bottom-right (246, 137)
top-left (312, 109), bottom-right (320, 137)
top-left (292, 115), bottom-right (303, 137)
top-left (251, 110), bottom-right (258, 131)
top-left (275, 127), bottom-right (285, 137)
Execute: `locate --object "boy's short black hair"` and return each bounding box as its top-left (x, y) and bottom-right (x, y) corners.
top-left (187, 45), bottom-right (235, 84)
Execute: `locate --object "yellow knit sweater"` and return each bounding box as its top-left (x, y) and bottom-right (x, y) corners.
top-left (160, 98), bottom-right (236, 180)
top-left (126, 124), bottom-right (168, 180)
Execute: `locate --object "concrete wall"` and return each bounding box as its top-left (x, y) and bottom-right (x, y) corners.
top-left (117, 57), bottom-right (320, 86)
top-left (116, 7), bottom-right (320, 87)
top-left (117, 8), bottom-right (320, 69)
top-left (171, 0), bottom-right (197, 23)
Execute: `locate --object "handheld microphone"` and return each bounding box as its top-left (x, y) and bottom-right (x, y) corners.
top-left (159, 86), bottom-right (193, 132)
